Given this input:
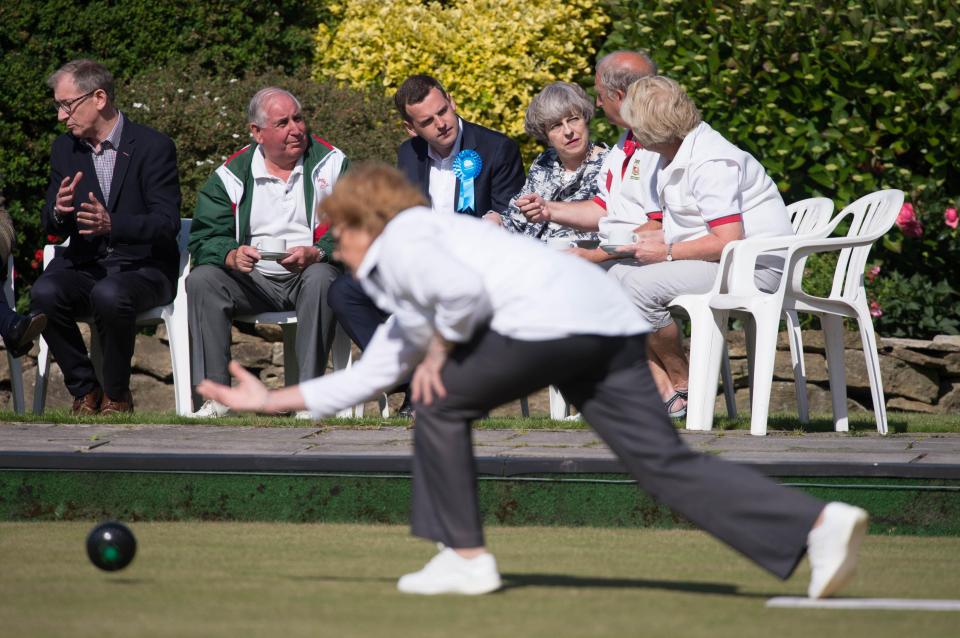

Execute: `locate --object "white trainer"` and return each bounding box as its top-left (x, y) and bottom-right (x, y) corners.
top-left (190, 399), bottom-right (232, 418)
top-left (397, 548), bottom-right (502, 595)
top-left (807, 502), bottom-right (869, 599)
top-left (294, 410), bottom-right (313, 420)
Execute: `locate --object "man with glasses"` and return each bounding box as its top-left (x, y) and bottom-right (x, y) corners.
top-left (31, 59), bottom-right (181, 414)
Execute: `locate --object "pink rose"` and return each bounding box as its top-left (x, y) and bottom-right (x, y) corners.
top-left (866, 265), bottom-right (881, 282)
top-left (896, 202), bottom-right (924, 238)
top-left (869, 301), bottom-right (883, 318)
top-left (946, 207), bottom-right (959, 230)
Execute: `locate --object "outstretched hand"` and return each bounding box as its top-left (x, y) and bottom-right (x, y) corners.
top-left (411, 335), bottom-right (451, 406)
top-left (197, 361), bottom-right (271, 413)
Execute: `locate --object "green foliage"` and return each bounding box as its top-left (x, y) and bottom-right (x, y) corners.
top-left (869, 270), bottom-right (959, 336)
top-left (314, 0), bottom-right (610, 161)
top-left (602, 0), bottom-right (960, 337)
top-left (0, 0), bottom-right (333, 295)
top-left (119, 64), bottom-right (406, 220)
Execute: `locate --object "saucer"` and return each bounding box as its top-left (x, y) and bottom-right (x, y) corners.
top-left (258, 251), bottom-right (291, 261)
top-left (600, 244), bottom-right (631, 255)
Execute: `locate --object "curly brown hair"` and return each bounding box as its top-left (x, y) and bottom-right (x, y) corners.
top-left (318, 162), bottom-right (428, 237)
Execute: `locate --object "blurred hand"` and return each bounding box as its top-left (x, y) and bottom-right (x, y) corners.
top-left (482, 211), bottom-right (503, 226)
top-left (411, 335), bottom-right (451, 406)
top-left (567, 246), bottom-right (614, 263)
top-left (197, 361), bottom-right (271, 413)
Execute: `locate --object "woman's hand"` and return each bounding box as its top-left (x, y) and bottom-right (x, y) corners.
top-left (516, 194), bottom-right (551, 223)
top-left (197, 360), bottom-right (271, 412)
top-left (411, 335), bottom-right (452, 406)
top-left (482, 211), bottom-right (503, 225)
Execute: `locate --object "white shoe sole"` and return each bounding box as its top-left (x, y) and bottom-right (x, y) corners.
top-left (397, 574), bottom-right (502, 595)
top-left (809, 509), bottom-right (869, 599)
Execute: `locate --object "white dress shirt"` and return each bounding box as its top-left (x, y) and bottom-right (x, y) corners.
top-left (248, 147), bottom-right (313, 277)
top-left (300, 208), bottom-right (651, 416)
top-left (426, 119), bottom-right (464, 215)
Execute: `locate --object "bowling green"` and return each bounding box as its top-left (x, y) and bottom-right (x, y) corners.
top-left (1, 522), bottom-right (959, 637)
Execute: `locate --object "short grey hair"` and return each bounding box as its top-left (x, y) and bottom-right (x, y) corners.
top-left (620, 76), bottom-right (702, 147)
top-left (247, 87), bottom-right (302, 127)
top-left (523, 82), bottom-right (595, 144)
top-left (47, 59), bottom-right (115, 103)
top-left (595, 50), bottom-right (658, 94)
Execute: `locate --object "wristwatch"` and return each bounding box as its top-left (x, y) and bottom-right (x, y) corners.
top-left (665, 243), bottom-right (673, 262)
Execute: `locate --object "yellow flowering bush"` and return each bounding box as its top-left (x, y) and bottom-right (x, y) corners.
top-left (314, 0), bottom-right (609, 159)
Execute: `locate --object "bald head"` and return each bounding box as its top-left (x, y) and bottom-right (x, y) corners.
top-left (594, 50), bottom-right (657, 128)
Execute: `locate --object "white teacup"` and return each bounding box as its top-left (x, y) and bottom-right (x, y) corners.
top-left (255, 237), bottom-right (286, 253)
top-left (606, 228), bottom-right (638, 246)
top-left (545, 237), bottom-right (575, 250)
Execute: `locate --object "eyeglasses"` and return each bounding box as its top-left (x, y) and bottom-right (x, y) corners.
top-left (52, 90), bottom-right (96, 115)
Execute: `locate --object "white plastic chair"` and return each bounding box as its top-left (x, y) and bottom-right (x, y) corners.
top-left (33, 220), bottom-right (193, 415)
top-left (678, 197), bottom-right (836, 430)
top-left (232, 313), bottom-right (387, 418)
top-left (709, 189), bottom-right (903, 435)
top-left (4, 255), bottom-right (27, 414)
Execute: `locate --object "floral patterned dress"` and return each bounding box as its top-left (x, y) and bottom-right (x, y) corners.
top-left (499, 143), bottom-right (607, 242)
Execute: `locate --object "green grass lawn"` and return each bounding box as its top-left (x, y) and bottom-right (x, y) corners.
top-left (1, 408), bottom-right (958, 434)
top-left (1, 522), bottom-right (958, 638)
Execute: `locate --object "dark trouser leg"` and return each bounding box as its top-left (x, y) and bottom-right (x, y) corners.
top-left (327, 273), bottom-right (388, 350)
top-left (0, 289), bottom-right (18, 338)
top-left (287, 262), bottom-right (340, 380)
top-left (559, 335), bottom-right (824, 580)
top-left (186, 266), bottom-right (284, 386)
top-left (29, 266), bottom-right (100, 397)
top-left (89, 268), bottom-right (174, 399)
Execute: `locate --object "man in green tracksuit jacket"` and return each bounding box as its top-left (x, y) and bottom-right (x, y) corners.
top-left (187, 87), bottom-right (348, 417)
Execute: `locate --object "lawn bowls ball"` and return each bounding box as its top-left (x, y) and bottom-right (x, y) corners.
top-left (86, 521), bottom-right (137, 571)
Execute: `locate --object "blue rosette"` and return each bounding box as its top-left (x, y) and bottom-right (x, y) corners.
top-left (453, 149), bottom-right (483, 215)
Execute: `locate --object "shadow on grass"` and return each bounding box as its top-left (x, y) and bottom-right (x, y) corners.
top-left (712, 414), bottom-right (915, 435)
top-left (500, 573), bottom-right (772, 598)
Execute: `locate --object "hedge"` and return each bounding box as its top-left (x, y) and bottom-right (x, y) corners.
top-left (600, 0), bottom-right (959, 336)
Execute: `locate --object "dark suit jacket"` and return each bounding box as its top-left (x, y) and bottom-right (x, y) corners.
top-left (42, 116), bottom-right (181, 281)
top-left (397, 119), bottom-right (525, 216)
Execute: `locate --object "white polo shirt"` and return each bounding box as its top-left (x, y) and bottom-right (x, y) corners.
top-left (248, 147), bottom-right (314, 277)
top-left (300, 209), bottom-right (651, 416)
top-left (655, 122), bottom-right (793, 248)
top-left (594, 130), bottom-right (662, 230)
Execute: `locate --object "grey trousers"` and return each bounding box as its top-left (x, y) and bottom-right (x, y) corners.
top-left (186, 263), bottom-right (340, 386)
top-left (411, 330), bottom-right (824, 579)
top-left (608, 260), bottom-right (783, 330)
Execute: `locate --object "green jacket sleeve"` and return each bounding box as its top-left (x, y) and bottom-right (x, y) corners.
top-left (189, 171), bottom-right (239, 267)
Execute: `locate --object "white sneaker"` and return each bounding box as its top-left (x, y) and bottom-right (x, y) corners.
top-left (190, 399), bottom-right (231, 418)
top-left (397, 548), bottom-right (502, 595)
top-left (807, 502), bottom-right (869, 599)
top-left (294, 410), bottom-right (313, 420)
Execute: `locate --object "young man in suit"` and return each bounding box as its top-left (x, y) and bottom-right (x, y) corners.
top-left (31, 59), bottom-right (181, 414)
top-left (327, 76), bottom-right (525, 416)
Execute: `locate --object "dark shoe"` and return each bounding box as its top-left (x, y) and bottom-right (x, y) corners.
top-left (100, 391), bottom-right (134, 416)
top-left (396, 395), bottom-right (415, 420)
top-left (3, 310), bottom-right (47, 358)
top-left (71, 387), bottom-right (103, 415)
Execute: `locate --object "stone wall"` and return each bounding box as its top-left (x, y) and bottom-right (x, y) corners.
top-left (1, 325), bottom-right (957, 417)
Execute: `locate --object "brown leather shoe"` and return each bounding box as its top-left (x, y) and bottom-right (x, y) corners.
top-left (71, 387), bottom-right (103, 415)
top-left (100, 391), bottom-right (134, 415)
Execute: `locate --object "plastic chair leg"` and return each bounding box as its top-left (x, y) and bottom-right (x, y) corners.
top-left (32, 336), bottom-right (52, 415)
top-left (784, 309), bottom-right (809, 423)
top-left (549, 385), bottom-right (569, 420)
top-left (720, 345), bottom-right (737, 418)
top-left (746, 306), bottom-right (781, 436)
top-left (8, 353), bottom-right (24, 414)
top-left (855, 305), bottom-right (888, 435)
top-left (685, 307), bottom-right (727, 431)
top-left (164, 306), bottom-right (193, 416)
top-left (821, 314), bottom-right (849, 432)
